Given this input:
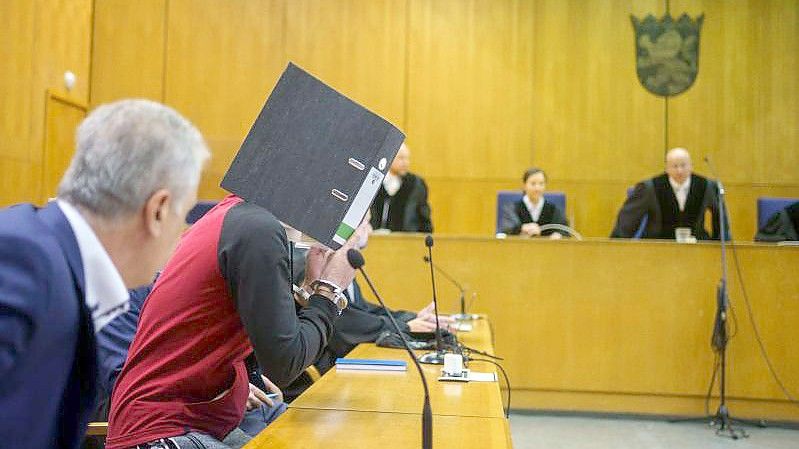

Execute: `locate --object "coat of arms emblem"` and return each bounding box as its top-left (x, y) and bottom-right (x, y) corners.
top-left (631, 13), bottom-right (704, 96)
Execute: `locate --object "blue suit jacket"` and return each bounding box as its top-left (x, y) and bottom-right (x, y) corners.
top-left (0, 202), bottom-right (97, 449)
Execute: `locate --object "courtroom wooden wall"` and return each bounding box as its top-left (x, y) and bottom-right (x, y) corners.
top-left (4, 0), bottom-right (798, 241)
top-left (0, 0), bottom-right (92, 205)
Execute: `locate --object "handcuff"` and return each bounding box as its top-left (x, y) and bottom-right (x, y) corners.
top-left (292, 279), bottom-right (347, 315)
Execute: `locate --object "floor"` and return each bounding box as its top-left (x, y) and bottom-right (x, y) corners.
top-left (509, 413), bottom-right (799, 449)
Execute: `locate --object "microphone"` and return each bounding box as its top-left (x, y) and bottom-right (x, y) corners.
top-left (704, 155), bottom-right (725, 194)
top-left (346, 249), bottom-right (433, 449)
top-left (422, 255), bottom-right (478, 321)
top-left (704, 155), bottom-right (730, 242)
top-left (418, 235), bottom-right (447, 365)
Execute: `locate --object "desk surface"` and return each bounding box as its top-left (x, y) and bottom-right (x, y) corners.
top-left (244, 408), bottom-right (512, 449)
top-left (290, 320), bottom-right (505, 419)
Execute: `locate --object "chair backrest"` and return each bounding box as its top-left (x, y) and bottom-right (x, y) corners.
top-left (185, 200), bottom-right (219, 224)
top-left (757, 197), bottom-right (797, 230)
top-left (626, 187), bottom-right (647, 239)
top-left (495, 191), bottom-right (566, 234)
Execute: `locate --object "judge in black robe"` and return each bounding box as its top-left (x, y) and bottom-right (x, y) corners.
top-left (500, 167), bottom-right (569, 238)
top-left (755, 202), bottom-right (799, 242)
top-left (369, 143), bottom-right (433, 232)
top-left (611, 148), bottom-right (729, 241)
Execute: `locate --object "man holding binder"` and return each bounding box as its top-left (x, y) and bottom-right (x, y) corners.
top-left (105, 195), bottom-right (367, 449)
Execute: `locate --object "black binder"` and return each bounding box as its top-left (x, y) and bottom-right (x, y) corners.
top-left (221, 63), bottom-right (405, 249)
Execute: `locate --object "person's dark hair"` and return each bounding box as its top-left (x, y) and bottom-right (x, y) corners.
top-left (522, 167), bottom-right (547, 183)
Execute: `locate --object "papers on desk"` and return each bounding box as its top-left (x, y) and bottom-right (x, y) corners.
top-left (438, 369), bottom-right (497, 382)
top-left (335, 358), bottom-right (408, 372)
top-left (468, 371), bottom-right (498, 382)
top-left (451, 322), bottom-right (473, 332)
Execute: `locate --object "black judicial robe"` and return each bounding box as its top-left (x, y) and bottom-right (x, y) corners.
top-left (500, 198), bottom-right (569, 236)
top-left (755, 202), bottom-right (799, 242)
top-left (611, 173), bottom-right (728, 240)
top-left (370, 172), bottom-right (433, 233)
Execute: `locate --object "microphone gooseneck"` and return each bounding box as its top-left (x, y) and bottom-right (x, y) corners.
top-left (424, 235), bottom-right (445, 362)
top-left (346, 249), bottom-right (433, 449)
top-left (422, 255), bottom-right (467, 318)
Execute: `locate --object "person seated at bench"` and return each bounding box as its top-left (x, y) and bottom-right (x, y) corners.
top-left (500, 168), bottom-right (568, 239)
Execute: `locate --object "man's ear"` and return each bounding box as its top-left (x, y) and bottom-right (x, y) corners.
top-left (144, 189), bottom-right (171, 237)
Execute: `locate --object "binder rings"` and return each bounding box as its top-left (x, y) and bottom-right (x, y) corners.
top-left (221, 62), bottom-right (405, 249)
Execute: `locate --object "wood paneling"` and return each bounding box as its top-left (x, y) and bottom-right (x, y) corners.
top-left (406, 0), bottom-right (535, 180)
top-left (361, 234), bottom-right (799, 420)
top-left (164, 0), bottom-right (286, 200)
top-left (669, 0), bottom-right (799, 186)
top-left (0, 0), bottom-right (35, 162)
top-left (90, 0), bottom-right (167, 106)
top-left (5, 0), bottom-right (798, 230)
top-left (0, 0), bottom-right (91, 207)
top-left (532, 0), bottom-right (665, 182)
top-left (284, 0), bottom-right (407, 129)
top-left (42, 93), bottom-right (87, 202)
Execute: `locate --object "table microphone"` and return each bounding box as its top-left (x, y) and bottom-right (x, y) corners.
top-left (346, 249), bottom-right (433, 449)
top-left (418, 235), bottom-right (447, 365)
top-left (422, 255), bottom-right (479, 321)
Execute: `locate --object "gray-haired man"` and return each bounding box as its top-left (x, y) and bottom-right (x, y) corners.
top-left (0, 99), bottom-right (209, 449)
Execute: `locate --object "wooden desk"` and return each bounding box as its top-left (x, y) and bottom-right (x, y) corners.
top-left (245, 409), bottom-right (512, 449)
top-left (245, 318), bottom-right (512, 449)
top-left (360, 234), bottom-right (799, 421)
top-left (291, 319), bottom-right (505, 419)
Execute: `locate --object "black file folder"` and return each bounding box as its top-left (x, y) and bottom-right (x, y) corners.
top-left (221, 63), bottom-right (405, 249)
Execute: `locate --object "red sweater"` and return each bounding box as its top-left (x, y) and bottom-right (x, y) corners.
top-left (107, 194), bottom-right (339, 448)
top-left (106, 196), bottom-right (250, 447)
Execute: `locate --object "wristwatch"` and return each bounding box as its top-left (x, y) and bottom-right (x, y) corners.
top-left (292, 284), bottom-right (311, 307)
top-left (309, 279), bottom-right (348, 315)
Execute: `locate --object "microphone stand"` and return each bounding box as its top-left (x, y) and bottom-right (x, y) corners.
top-left (423, 256), bottom-right (479, 321)
top-left (347, 249), bottom-right (433, 449)
top-left (673, 157), bottom-right (762, 437)
top-left (419, 235), bottom-right (447, 365)
top-left (704, 157), bottom-right (754, 439)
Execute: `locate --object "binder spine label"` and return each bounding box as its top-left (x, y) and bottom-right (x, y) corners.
top-left (333, 166), bottom-right (384, 245)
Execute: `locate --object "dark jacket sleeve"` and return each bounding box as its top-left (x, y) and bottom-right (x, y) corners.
top-left (755, 209), bottom-right (799, 242)
top-left (500, 202), bottom-right (523, 235)
top-left (95, 283), bottom-right (152, 398)
top-left (0, 234), bottom-right (48, 379)
top-left (551, 203), bottom-right (569, 227)
top-left (415, 177), bottom-right (433, 233)
top-left (611, 181), bottom-right (650, 238)
top-left (706, 181), bottom-right (731, 241)
top-left (218, 203), bottom-right (339, 388)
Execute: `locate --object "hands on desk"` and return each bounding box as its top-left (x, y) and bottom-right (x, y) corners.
top-left (409, 302), bottom-right (456, 332)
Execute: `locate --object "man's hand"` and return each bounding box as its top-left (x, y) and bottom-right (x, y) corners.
top-left (245, 375), bottom-right (283, 411)
top-left (303, 245), bottom-right (332, 288)
top-left (549, 232), bottom-right (563, 240)
top-left (315, 218), bottom-right (371, 289)
top-left (407, 317), bottom-right (439, 332)
top-left (521, 222), bottom-right (541, 237)
top-left (415, 301), bottom-right (455, 329)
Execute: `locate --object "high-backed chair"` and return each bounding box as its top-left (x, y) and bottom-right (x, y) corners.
top-left (495, 191), bottom-right (566, 234)
top-left (625, 187), bottom-right (648, 239)
top-left (757, 197), bottom-right (797, 230)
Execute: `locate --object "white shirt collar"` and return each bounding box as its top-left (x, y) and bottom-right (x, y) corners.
top-left (57, 200), bottom-right (129, 332)
top-left (668, 176), bottom-right (691, 192)
top-left (522, 195), bottom-right (545, 222)
top-left (383, 172), bottom-right (402, 196)
top-left (668, 176), bottom-right (691, 211)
